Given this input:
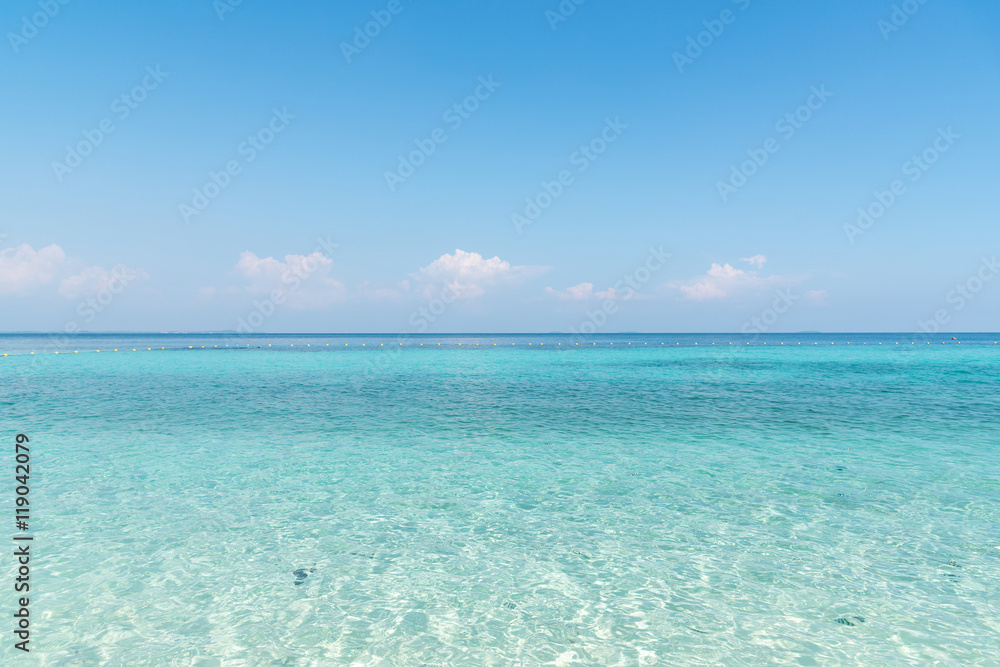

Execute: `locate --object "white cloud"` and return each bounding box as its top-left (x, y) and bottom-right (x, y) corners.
top-left (0, 244), bottom-right (147, 300)
top-left (357, 280), bottom-right (411, 302)
top-left (741, 254), bottom-right (767, 269)
top-left (232, 250), bottom-right (346, 309)
top-left (58, 264), bottom-right (149, 299)
top-left (0, 244), bottom-right (66, 294)
top-left (668, 261), bottom-right (796, 301)
top-left (544, 282), bottom-right (644, 301)
top-left (599, 287), bottom-right (649, 300)
top-left (803, 289), bottom-right (828, 305)
top-left (545, 282), bottom-right (594, 301)
top-left (235, 251), bottom-right (327, 285)
top-left (414, 249), bottom-right (547, 299)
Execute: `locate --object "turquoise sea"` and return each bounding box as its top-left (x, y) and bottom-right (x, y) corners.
top-left (2, 333), bottom-right (999, 665)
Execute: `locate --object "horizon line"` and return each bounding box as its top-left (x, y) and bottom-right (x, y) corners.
top-left (1, 331), bottom-right (997, 336)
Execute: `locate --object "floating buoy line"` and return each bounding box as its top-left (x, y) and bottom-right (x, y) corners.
top-left (0, 339), bottom-right (992, 357)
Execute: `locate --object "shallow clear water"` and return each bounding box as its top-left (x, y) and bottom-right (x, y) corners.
top-left (2, 333), bottom-right (999, 665)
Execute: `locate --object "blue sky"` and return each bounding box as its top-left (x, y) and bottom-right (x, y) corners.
top-left (1, 0), bottom-right (998, 333)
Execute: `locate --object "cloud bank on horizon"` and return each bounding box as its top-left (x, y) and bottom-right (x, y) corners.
top-left (0, 238), bottom-right (835, 333)
top-left (0, 243), bottom-right (148, 301)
